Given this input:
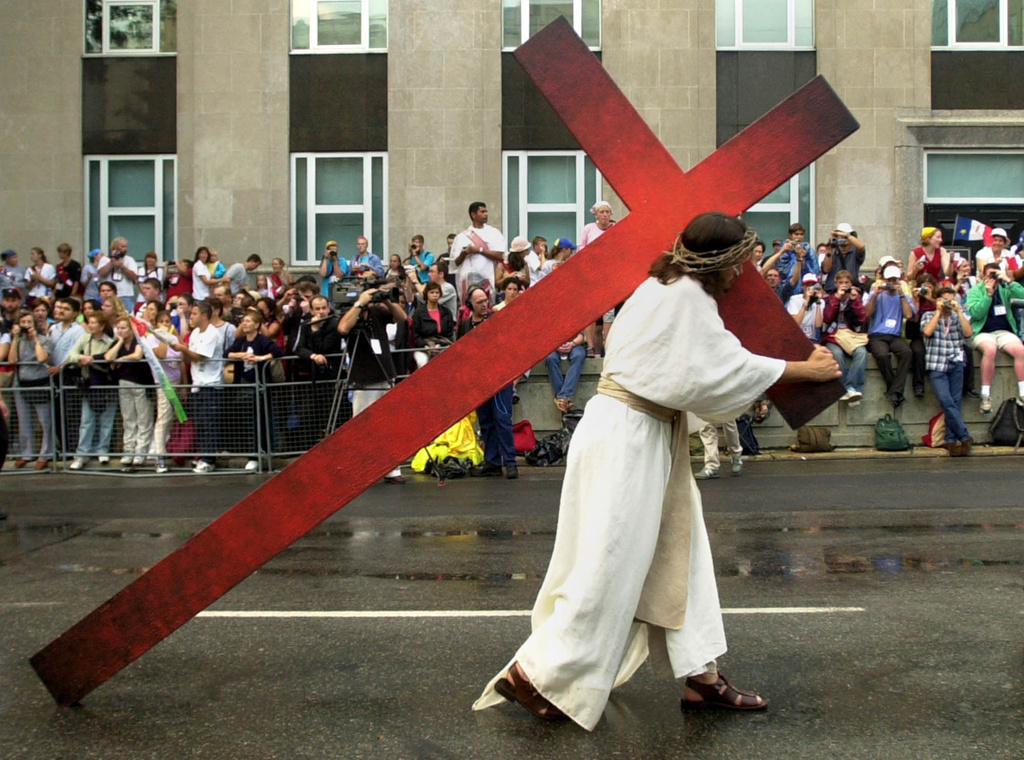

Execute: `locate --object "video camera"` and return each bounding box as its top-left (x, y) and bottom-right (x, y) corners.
top-left (329, 276), bottom-right (400, 309)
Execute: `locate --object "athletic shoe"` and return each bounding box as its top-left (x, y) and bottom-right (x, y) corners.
top-left (98, 456), bottom-right (110, 464)
top-left (731, 457), bottom-right (743, 475)
top-left (155, 458), bottom-right (168, 474)
top-left (840, 389), bottom-right (862, 403)
top-left (193, 461), bottom-right (216, 474)
top-left (694, 468), bottom-right (719, 480)
top-left (980, 395), bottom-right (992, 413)
top-left (132, 456), bottom-right (145, 466)
top-left (120, 455), bottom-right (133, 466)
top-left (244, 459), bottom-right (259, 472)
top-left (68, 457), bottom-right (86, 471)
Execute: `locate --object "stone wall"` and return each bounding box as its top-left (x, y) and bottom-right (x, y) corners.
top-left (516, 352), bottom-right (1017, 448)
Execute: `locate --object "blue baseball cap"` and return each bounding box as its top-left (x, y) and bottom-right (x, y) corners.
top-left (88, 248), bottom-right (103, 259)
top-left (554, 237), bottom-right (576, 251)
top-left (1, 249), bottom-right (15, 260)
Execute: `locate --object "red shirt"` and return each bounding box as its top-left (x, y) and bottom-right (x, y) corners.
top-left (911, 247), bottom-right (945, 281)
top-left (165, 266), bottom-right (192, 300)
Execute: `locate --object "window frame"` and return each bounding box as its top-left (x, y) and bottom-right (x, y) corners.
top-left (84, 155), bottom-right (177, 262)
top-left (716, 0), bottom-right (814, 51)
top-left (501, 150), bottom-right (604, 246)
top-left (743, 164), bottom-right (815, 247)
top-left (924, 150), bottom-right (1024, 204)
top-left (85, 0), bottom-right (177, 57)
top-left (290, 0), bottom-right (387, 54)
top-left (932, 0), bottom-right (1021, 50)
top-left (290, 152), bottom-right (388, 267)
top-left (501, 0), bottom-right (601, 51)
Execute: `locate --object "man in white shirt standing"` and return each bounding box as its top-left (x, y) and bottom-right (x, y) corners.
top-left (451, 201), bottom-right (506, 304)
top-left (171, 301), bottom-right (224, 473)
top-left (98, 237), bottom-right (138, 313)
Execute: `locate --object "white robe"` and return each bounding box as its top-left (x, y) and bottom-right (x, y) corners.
top-left (473, 276), bottom-right (785, 731)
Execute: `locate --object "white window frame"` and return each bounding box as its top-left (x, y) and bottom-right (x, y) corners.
top-left (84, 155), bottom-right (177, 261)
top-left (102, 0), bottom-right (159, 55)
top-left (924, 150), bottom-right (1024, 203)
top-left (291, 0), bottom-right (387, 53)
top-left (502, 150), bottom-right (604, 245)
top-left (502, 0), bottom-right (601, 51)
top-left (290, 152), bottom-right (388, 266)
top-left (744, 164), bottom-right (815, 242)
top-left (716, 0), bottom-right (814, 50)
top-left (932, 0), bottom-right (1020, 49)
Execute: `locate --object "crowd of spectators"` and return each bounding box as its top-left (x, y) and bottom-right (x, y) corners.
top-left (4, 210), bottom-right (1022, 473)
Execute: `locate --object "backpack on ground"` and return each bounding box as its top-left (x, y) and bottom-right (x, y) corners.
top-left (875, 414), bottom-right (911, 451)
top-left (921, 412), bottom-right (946, 448)
top-left (791, 425), bottom-right (834, 453)
top-left (989, 399), bottom-right (1024, 449)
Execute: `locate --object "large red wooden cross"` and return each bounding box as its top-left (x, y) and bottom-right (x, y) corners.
top-left (31, 18), bottom-right (857, 705)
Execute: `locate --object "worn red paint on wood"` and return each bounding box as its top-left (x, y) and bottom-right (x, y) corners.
top-left (31, 16), bottom-right (857, 706)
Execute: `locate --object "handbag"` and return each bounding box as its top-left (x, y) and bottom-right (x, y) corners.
top-left (167, 419), bottom-right (197, 466)
top-left (875, 414), bottom-right (911, 451)
top-left (833, 328), bottom-right (868, 355)
top-left (989, 399), bottom-right (1024, 449)
top-left (790, 425), bottom-right (834, 453)
top-left (736, 413), bottom-right (761, 455)
top-left (921, 411), bottom-right (946, 448)
top-left (512, 420), bottom-right (537, 454)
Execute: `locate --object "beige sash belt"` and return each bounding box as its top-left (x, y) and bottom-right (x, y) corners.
top-left (597, 376), bottom-right (693, 630)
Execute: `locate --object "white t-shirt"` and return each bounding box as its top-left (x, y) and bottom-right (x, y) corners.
top-left (192, 261), bottom-right (212, 300)
top-left (27, 263), bottom-right (57, 298)
top-left (188, 325), bottom-right (224, 386)
top-left (451, 224), bottom-right (506, 302)
top-left (225, 262), bottom-right (248, 294)
top-left (786, 293), bottom-right (824, 341)
top-left (975, 249), bottom-right (1022, 275)
top-left (109, 256), bottom-right (138, 298)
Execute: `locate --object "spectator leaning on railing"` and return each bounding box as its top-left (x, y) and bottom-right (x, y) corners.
top-left (171, 301), bottom-right (224, 474)
top-left (411, 281), bottom-right (455, 370)
top-left (228, 308), bottom-right (283, 472)
top-left (106, 315), bottom-right (155, 470)
top-left (67, 312), bottom-right (117, 470)
top-left (9, 309), bottom-right (54, 469)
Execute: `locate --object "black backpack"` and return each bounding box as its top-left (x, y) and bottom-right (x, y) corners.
top-left (989, 399), bottom-right (1024, 449)
top-left (736, 414), bottom-right (761, 455)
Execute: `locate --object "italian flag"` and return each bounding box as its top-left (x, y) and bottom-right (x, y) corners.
top-left (953, 215), bottom-right (994, 246)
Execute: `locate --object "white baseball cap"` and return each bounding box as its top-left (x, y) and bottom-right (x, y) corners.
top-left (883, 266), bottom-right (901, 279)
top-left (878, 255), bottom-right (899, 267)
top-left (801, 273), bottom-right (819, 285)
top-left (835, 223), bottom-right (854, 234)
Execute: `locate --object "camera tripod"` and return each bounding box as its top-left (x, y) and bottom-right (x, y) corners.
top-left (324, 312), bottom-right (395, 435)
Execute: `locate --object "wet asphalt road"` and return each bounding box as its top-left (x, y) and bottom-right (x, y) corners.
top-left (1, 457), bottom-right (1023, 758)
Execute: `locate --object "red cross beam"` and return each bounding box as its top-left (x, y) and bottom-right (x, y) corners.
top-left (31, 17), bottom-right (857, 706)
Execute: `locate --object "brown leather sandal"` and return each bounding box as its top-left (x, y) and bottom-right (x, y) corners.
top-left (681, 673), bottom-right (767, 711)
top-left (494, 663), bottom-right (568, 721)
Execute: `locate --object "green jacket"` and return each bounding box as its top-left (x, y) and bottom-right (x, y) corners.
top-left (965, 280), bottom-right (1024, 335)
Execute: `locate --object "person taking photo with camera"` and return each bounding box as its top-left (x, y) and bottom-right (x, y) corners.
top-left (922, 287), bottom-right (974, 455)
top-left (786, 273), bottom-right (825, 342)
top-left (822, 270), bottom-right (868, 403)
top-left (866, 265), bottom-right (915, 408)
top-left (318, 240), bottom-right (350, 299)
top-left (821, 222), bottom-right (866, 291)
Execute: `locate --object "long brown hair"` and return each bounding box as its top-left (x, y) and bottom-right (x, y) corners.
top-left (649, 212), bottom-right (748, 298)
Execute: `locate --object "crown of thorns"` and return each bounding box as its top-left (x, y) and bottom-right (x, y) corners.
top-left (668, 227), bottom-right (759, 273)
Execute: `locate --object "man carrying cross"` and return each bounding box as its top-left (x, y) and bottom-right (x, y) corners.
top-left (474, 212), bottom-right (841, 730)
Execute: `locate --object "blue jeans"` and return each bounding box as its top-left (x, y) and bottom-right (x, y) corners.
top-left (545, 345), bottom-right (587, 400)
top-left (825, 342), bottom-right (867, 393)
top-left (929, 364), bottom-right (970, 443)
top-left (76, 394), bottom-right (117, 456)
top-left (476, 384), bottom-right (516, 467)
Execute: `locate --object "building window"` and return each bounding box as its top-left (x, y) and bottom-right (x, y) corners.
top-left (291, 153), bottom-right (387, 265)
top-left (502, 151), bottom-right (603, 247)
top-left (925, 152), bottom-right (1024, 202)
top-left (502, 0), bottom-right (601, 50)
top-left (85, 156), bottom-right (177, 261)
top-left (742, 166), bottom-right (813, 250)
top-left (932, 0), bottom-right (1024, 47)
top-left (85, 0), bottom-right (177, 55)
top-left (291, 0), bottom-right (387, 52)
top-left (716, 0), bottom-right (813, 49)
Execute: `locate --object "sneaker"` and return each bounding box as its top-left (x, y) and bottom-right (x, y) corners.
top-left (980, 395), bottom-right (992, 414)
top-left (120, 455), bottom-right (133, 466)
top-left (244, 459), bottom-right (259, 472)
top-left (155, 458), bottom-right (168, 474)
top-left (68, 457), bottom-right (86, 471)
top-left (98, 455), bottom-right (110, 464)
top-left (731, 457), bottom-right (743, 475)
top-left (505, 464), bottom-right (519, 480)
top-left (132, 456), bottom-right (145, 466)
top-left (694, 468), bottom-right (719, 480)
top-left (840, 389), bottom-right (862, 403)
top-left (193, 461), bottom-right (216, 474)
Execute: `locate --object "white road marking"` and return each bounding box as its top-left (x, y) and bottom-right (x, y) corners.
top-left (197, 606), bottom-right (865, 619)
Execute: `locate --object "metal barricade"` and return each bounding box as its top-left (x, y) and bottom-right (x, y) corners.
top-left (0, 360), bottom-right (57, 474)
top-left (58, 358), bottom-right (262, 476)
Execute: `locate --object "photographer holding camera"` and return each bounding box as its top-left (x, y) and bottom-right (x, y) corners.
top-left (318, 240), bottom-right (350, 299)
top-left (773, 223), bottom-right (819, 284)
top-left (906, 274), bottom-right (939, 398)
top-left (922, 287), bottom-right (974, 455)
top-left (787, 273), bottom-right (825, 341)
top-left (337, 279), bottom-right (408, 484)
top-left (406, 235), bottom-right (434, 285)
top-left (821, 223), bottom-right (866, 292)
top-left (822, 270), bottom-right (868, 403)
top-left (866, 265), bottom-right (915, 408)
top-left (965, 262), bottom-right (1024, 413)
top-left (97, 237), bottom-right (139, 313)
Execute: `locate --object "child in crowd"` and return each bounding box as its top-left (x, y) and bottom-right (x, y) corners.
top-left (105, 315), bottom-right (154, 469)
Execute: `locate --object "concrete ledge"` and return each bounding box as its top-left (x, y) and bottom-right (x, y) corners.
top-left (514, 353), bottom-right (1021, 449)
